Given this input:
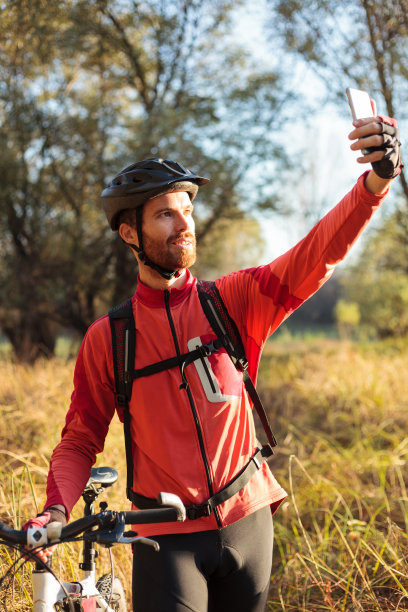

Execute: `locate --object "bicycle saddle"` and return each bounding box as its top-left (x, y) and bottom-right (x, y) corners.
top-left (86, 466), bottom-right (118, 489)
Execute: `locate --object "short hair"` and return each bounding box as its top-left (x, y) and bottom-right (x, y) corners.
top-left (117, 208), bottom-right (138, 229)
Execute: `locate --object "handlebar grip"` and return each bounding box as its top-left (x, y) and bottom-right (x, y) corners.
top-left (124, 508), bottom-right (180, 524)
top-left (0, 522), bottom-right (27, 545)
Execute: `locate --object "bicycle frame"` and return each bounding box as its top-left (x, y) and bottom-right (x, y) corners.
top-left (32, 469), bottom-right (122, 612)
top-left (32, 568), bottom-right (117, 611)
top-left (31, 495), bottom-right (117, 611)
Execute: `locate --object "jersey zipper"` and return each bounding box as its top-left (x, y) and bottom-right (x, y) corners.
top-left (164, 289), bottom-right (221, 527)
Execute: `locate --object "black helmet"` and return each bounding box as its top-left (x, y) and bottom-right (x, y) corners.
top-left (101, 157), bottom-right (210, 230)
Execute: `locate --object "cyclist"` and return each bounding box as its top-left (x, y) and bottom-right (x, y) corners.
top-left (26, 114), bottom-right (402, 611)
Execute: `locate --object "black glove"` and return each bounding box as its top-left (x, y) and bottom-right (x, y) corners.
top-left (44, 505), bottom-right (67, 527)
top-left (371, 116), bottom-right (403, 179)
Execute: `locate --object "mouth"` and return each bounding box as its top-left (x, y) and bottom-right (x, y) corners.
top-left (172, 239), bottom-right (192, 247)
top-left (170, 234), bottom-right (194, 248)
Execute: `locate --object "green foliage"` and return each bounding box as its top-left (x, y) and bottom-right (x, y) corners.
top-left (194, 215), bottom-right (266, 279)
top-left (335, 299), bottom-right (361, 339)
top-left (0, 0), bottom-right (292, 361)
top-left (267, 0), bottom-right (408, 117)
top-left (266, 0), bottom-right (408, 209)
top-left (339, 211), bottom-right (408, 338)
top-left (343, 270), bottom-right (408, 339)
top-left (266, 0), bottom-right (408, 341)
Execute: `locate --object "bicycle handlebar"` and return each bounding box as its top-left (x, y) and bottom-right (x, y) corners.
top-left (0, 521), bottom-right (26, 545)
top-left (0, 495), bottom-right (186, 549)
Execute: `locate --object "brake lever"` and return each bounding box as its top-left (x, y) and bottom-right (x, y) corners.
top-left (84, 513), bottom-right (159, 550)
top-left (83, 512), bottom-right (127, 546)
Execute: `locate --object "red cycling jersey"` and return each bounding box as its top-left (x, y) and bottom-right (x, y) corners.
top-left (45, 172), bottom-right (387, 536)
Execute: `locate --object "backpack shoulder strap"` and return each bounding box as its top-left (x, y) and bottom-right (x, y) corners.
top-left (108, 298), bottom-right (135, 500)
top-left (197, 280), bottom-right (277, 451)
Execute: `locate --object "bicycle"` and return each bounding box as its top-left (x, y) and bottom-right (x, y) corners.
top-left (0, 465), bottom-right (186, 612)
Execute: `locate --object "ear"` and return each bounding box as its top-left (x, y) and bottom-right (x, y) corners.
top-left (119, 222), bottom-right (139, 247)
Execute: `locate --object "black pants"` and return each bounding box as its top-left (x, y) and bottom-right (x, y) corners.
top-left (132, 506), bottom-right (273, 612)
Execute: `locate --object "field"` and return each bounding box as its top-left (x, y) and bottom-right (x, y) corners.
top-left (1, 336), bottom-right (408, 611)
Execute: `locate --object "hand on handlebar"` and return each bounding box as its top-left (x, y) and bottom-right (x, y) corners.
top-left (23, 506), bottom-right (67, 563)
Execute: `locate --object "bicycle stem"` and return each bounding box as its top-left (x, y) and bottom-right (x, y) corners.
top-left (79, 498), bottom-right (98, 573)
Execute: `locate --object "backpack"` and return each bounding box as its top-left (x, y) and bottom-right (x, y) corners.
top-left (108, 280), bottom-right (277, 520)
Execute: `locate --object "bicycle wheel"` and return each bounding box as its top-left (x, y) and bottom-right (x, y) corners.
top-left (96, 573), bottom-right (127, 612)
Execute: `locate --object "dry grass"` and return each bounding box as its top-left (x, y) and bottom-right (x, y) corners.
top-left (1, 337), bottom-right (408, 610)
top-left (259, 337), bottom-right (408, 611)
top-left (0, 356), bottom-right (132, 610)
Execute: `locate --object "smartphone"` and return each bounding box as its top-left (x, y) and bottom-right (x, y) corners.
top-left (346, 87), bottom-right (374, 120)
top-left (346, 88), bottom-right (374, 154)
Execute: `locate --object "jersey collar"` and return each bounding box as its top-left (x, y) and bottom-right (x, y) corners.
top-left (135, 269), bottom-right (195, 308)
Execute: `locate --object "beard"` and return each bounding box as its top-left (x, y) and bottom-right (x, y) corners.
top-left (142, 231), bottom-right (197, 271)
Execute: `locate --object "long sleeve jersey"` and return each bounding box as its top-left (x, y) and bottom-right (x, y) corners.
top-left (45, 172), bottom-right (388, 536)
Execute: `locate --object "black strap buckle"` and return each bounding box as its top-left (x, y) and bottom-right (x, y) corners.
top-left (236, 356), bottom-right (248, 371)
top-left (198, 339), bottom-right (222, 359)
top-left (198, 344), bottom-right (211, 358)
top-left (186, 502), bottom-right (212, 520)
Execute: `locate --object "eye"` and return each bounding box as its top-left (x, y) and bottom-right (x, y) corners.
top-left (156, 210), bottom-right (172, 219)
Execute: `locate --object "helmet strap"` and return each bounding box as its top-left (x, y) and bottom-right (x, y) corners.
top-left (132, 206), bottom-right (181, 280)
top-left (127, 243), bottom-right (181, 280)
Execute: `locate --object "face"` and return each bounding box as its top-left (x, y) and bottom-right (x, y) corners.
top-left (141, 191), bottom-right (196, 271)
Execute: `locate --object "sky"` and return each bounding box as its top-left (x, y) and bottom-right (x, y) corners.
top-left (232, 1), bottom-right (402, 264)
top-left (259, 111), bottom-right (372, 263)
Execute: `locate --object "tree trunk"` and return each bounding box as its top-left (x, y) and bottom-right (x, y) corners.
top-left (2, 310), bottom-right (56, 363)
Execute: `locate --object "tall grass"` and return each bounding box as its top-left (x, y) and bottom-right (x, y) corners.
top-left (0, 357), bottom-right (132, 610)
top-left (259, 337), bottom-right (408, 611)
top-left (1, 338), bottom-right (408, 610)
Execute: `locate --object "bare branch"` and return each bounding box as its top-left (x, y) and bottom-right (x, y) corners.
top-left (100, 5), bottom-right (152, 111)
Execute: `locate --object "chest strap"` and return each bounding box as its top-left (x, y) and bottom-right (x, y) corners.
top-left (109, 286), bottom-right (278, 512)
top-left (130, 337), bottom-right (226, 387)
top-left (127, 445), bottom-right (273, 520)
top-left (197, 280), bottom-right (277, 450)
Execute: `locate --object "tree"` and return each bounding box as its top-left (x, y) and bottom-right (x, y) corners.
top-left (266, 0), bottom-right (408, 202)
top-left (0, 0), bottom-right (292, 361)
top-left (265, 0), bottom-right (408, 337)
top-left (334, 299), bottom-right (361, 339)
top-left (339, 210), bottom-right (408, 338)
top-left (0, 0), bottom-right (118, 359)
top-left (193, 216), bottom-right (266, 280)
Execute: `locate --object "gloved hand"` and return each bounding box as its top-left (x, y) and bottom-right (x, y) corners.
top-left (370, 116), bottom-right (403, 179)
top-left (23, 506), bottom-right (67, 530)
top-left (23, 506), bottom-right (67, 563)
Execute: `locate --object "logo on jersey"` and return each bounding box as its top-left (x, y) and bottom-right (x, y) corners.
top-left (187, 335), bottom-right (243, 402)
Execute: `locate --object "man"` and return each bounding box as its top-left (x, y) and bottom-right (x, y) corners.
top-left (26, 113), bottom-right (402, 611)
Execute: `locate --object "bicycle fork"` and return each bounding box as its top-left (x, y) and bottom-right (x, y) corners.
top-left (32, 565), bottom-right (82, 612)
top-left (31, 496), bottom-right (115, 612)
top-left (32, 566), bottom-right (118, 612)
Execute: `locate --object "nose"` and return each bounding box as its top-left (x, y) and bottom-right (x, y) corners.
top-left (175, 211), bottom-right (192, 233)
